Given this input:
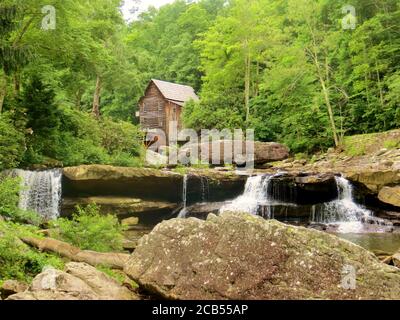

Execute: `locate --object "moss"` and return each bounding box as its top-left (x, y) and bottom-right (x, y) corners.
top-left (383, 139), bottom-right (400, 150)
top-left (343, 130), bottom-right (400, 156)
top-left (96, 266), bottom-right (139, 289)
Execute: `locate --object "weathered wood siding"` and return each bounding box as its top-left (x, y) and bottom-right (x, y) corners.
top-left (165, 101), bottom-right (183, 136)
top-left (139, 82), bottom-right (166, 131)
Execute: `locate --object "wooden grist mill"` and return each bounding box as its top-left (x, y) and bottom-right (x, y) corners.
top-left (137, 79), bottom-right (199, 147)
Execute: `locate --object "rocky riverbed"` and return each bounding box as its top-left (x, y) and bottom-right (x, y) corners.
top-left (3, 212), bottom-right (400, 300)
top-left (3, 132), bottom-right (400, 300)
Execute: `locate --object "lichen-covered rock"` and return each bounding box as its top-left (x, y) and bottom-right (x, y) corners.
top-left (378, 186), bottom-right (400, 208)
top-left (125, 212), bottom-right (400, 300)
top-left (8, 263), bottom-right (137, 300)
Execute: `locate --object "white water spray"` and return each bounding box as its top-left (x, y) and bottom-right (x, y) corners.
top-left (312, 176), bottom-right (372, 233)
top-left (219, 175), bottom-right (272, 216)
top-left (16, 169), bottom-right (62, 220)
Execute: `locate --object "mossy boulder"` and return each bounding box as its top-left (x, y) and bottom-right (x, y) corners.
top-left (125, 212), bottom-right (400, 300)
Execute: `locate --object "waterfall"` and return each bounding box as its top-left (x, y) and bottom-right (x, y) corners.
top-left (16, 169), bottom-right (62, 220)
top-left (312, 176), bottom-right (372, 233)
top-left (220, 175), bottom-right (272, 216)
top-left (178, 174), bottom-right (189, 218)
top-left (220, 174), bottom-right (385, 233)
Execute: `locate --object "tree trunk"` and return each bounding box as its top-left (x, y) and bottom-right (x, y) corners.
top-left (310, 45), bottom-right (339, 147)
top-left (20, 237), bottom-right (129, 270)
top-left (375, 59), bottom-right (385, 110)
top-left (92, 75), bottom-right (102, 118)
top-left (244, 49), bottom-right (251, 123)
top-left (75, 88), bottom-right (83, 110)
top-left (0, 74), bottom-right (7, 114)
top-left (13, 73), bottom-right (20, 96)
top-left (319, 76), bottom-right (339, 147)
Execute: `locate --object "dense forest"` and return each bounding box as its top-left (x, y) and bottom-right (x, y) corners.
top-left (0, 0), bottom-right (399, 171)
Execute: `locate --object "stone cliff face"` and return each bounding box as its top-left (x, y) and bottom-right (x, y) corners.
top-left (61, 165), bottom-right (247, 220)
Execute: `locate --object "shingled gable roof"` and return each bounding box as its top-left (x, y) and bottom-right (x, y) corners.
top-left (151, 79), bottom-right (199, 104)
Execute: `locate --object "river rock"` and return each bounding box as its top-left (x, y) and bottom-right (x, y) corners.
top-left (7, 263), bottom-right (137, 300)
top-left (378, 186), bottom-right (400, 208)
top-left (125, 212), bottom-right (400, 300)
top-left (0, 280), bottom-right (28, 299)
top-left (181, 202), bottom-right (225, 220)
top-left (122, 217), bottom-right (140, 226)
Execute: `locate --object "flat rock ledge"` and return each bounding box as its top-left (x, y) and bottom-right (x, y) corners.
top-left (125, 212), bottom-right (400, 300)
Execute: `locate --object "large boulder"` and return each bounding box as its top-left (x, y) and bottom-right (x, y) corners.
top-left (8, 263), bottom-right (137, 300)
top-left (178, 141), bottom-right (289, 166)
top-left (344, 169), bottom-right (400, 193)
top-left (125, 212), bottom-right (400, 300)
top-left (378, 186), bottom-right (400, 208)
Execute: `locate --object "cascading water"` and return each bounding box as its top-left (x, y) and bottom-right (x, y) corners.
top-left (178, 174), bottom-right (189, 218)
top-left (311, 177), bottom-right (372, 233)
top-left (219, 175), bottom-right (272, 216)
top-left (311, 176), bottom-right (372, 233)
top-left (15, 169), bottom-right (62, 220)
top-left (219, 174), bottom-right (387, 233)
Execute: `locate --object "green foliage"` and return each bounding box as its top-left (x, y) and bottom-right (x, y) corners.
top-left (13, 77), bottom-right (144, 168)
top-left (345, 144), bottom-right (367, 157)
top-left (96, 265), bottom-right (139, 288)
top-left (1, 0), bottom-right (399, 162)
top-left (0, 113), bottom-right (25, 170)
top-left (383, 139), bottom-right (400, 150)
top-left (0, 176), bottom-right (41, 225)
top-left (51, 204), bottom-right (125, 252)
top-left (0, 221), bottom-right (64, 283)
top-left (183, 0), bottom-right (400, 153)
